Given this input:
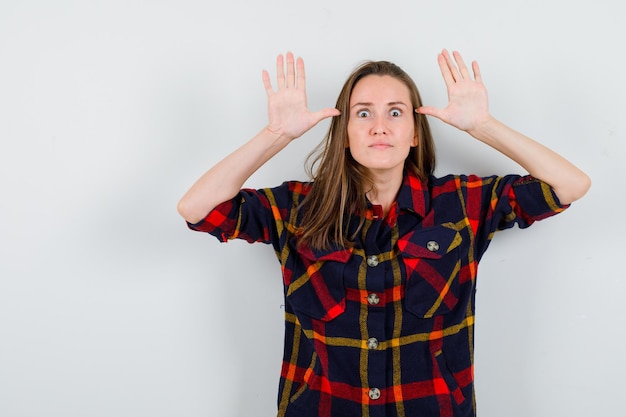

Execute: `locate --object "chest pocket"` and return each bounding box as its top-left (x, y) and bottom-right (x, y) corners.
top-left (397, 224), bottom-right (463, 318)
top-left (285, 239), bottom-right (352, 322)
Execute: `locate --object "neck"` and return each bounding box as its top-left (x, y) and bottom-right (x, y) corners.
top-left (365, 169), bottom-right (404, 215)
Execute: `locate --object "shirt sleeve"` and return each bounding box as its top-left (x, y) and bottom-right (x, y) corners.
top-left (494, 175), bottom-right (569, 231)
top-left (185, 181), bottom-right (301, 248)
top-left (467, 174), bottom-right (569, 260)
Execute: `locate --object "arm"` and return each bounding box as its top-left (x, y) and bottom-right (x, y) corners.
top-left (177, 53), bottom-right (340, 224)
top-left (417, 49), bottom-right (591, 205)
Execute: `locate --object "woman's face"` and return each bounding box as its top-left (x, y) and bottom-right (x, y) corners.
top-left (346, 75), bottom-right (417, 178)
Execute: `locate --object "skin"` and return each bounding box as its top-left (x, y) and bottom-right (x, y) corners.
top-left (346, 75), bottom-right (418, 211)
top-left (417, 50), bottom-right (591, 205)
top-left (177, 50), bottom-right (590, 224)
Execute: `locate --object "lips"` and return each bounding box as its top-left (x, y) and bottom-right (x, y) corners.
top-left (369, 143), bottom-right (393, 149)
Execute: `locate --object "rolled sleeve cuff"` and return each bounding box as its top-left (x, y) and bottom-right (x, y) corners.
top-left (186, 198), bottom-right (240, 242)
top-left (510, 176), bottom-right (570, 225)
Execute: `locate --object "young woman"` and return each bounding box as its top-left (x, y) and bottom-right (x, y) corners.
top-left (178, 50), bottom-right (590, 417)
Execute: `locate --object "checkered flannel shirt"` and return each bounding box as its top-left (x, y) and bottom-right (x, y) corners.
top-left (187, 171), bottom-right (568, 417)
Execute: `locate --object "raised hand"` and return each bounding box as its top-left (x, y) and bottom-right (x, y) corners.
top-left (417, 50), bottom-right (491, 132)
top-left (262, 52), bottom-right (340, 141)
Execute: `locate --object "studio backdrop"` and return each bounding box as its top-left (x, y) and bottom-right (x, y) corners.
top-left (0, 1), bottom-right (623, 416)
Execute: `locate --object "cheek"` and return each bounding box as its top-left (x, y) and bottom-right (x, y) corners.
top-left (406, 124), bottom-right (418, 146)
top-left (346, 122), bottom-right (357, 148)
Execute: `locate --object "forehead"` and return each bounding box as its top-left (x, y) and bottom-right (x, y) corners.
top-left (350, 75), bottom-right (411, 104)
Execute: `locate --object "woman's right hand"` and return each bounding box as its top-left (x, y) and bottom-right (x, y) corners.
top-left (178, 53), bottom-right (339, 223)
top-left (262, 52), bottom-right (340, 141)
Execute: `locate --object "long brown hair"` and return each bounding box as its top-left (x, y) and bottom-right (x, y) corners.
top-left (298, 61), bottom-right (436, 250)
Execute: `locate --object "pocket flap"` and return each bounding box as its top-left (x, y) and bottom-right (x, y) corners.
top-left (397, 223), bottom-right (462, 260)
top-left (285, 239), bottom-right (352, 322)
top-left (296, 241), bottom-right (353, 263)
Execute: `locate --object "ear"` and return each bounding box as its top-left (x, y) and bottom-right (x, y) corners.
top-left (411, 131), bottom-right (419, 147)
top-left (412, 111), bottom-right (420, 147)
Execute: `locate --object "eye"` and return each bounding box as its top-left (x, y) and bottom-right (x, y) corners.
top-left (357, 109), bottom-right (371, 118)
top-left (389, 108), bottom-right (402, 117)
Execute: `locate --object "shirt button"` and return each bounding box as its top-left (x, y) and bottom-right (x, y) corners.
top-left (366, 255), bottom-right (379, 267)
top-left (367, 338), bottom-right (379, 350)
top-left (426, 240), bottom-right (440, 252)
top-left (367, 293), bottom-right (380, 305)
top-left (369, 387), bottom-right (381, 400)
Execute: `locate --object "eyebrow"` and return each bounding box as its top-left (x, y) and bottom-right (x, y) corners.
top-left (350, 101), bottom-right (410, 109)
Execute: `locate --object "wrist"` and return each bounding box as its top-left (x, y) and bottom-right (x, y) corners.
top-left (260, 126), bottom-right (294, 149)
top-left (466, 115), bottom-right (498, 142)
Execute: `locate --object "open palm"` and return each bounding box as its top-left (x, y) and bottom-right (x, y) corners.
top-left (417, 50), bottom-right (491, 132)
top-left (262, 52), bottom-right (340, 140)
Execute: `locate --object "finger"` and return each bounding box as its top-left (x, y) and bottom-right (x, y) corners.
top-left (285, 51), bottom-right (295, 88)
top-left (437, 51), bottom-right (455, 87)
top-left (441, 49), bottom-right (461, 81)
top-left (472, 60), bottom-right (482, 83)
top-left (296, 56), bottom-right (306, 90)
top-left (276, 54), bottom-right (285, 89)
top-left (452, 50), bottom-right (470, 79)
top-left (262, 69), bottom-right (274, 95)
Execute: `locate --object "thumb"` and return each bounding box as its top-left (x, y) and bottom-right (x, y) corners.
top-left (313, 108), bottom-right (341, 122)
top-left (415, 106), bottom-right (442, 119)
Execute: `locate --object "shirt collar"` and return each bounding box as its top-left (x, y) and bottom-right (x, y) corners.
top-left (395, 170), bottom-right (430, 217)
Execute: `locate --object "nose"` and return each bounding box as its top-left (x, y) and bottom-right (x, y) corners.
top-left (371, 116), bottom-right (387, 135)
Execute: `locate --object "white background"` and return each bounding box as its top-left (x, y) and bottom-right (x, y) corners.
top-left (1, 1), bottom-right (623, 416)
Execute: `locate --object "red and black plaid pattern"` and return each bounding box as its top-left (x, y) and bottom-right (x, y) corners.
top-left (188, 172), bottom-right (567, 417)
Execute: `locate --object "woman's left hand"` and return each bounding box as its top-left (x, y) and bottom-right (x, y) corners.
top-left (418, 50), bottom-right (590, 205)
top-left (417, 49), bottom-right (491, 132)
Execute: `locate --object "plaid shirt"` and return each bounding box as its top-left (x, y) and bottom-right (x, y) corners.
top-left (187, 171), bottom-right (568, 417)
